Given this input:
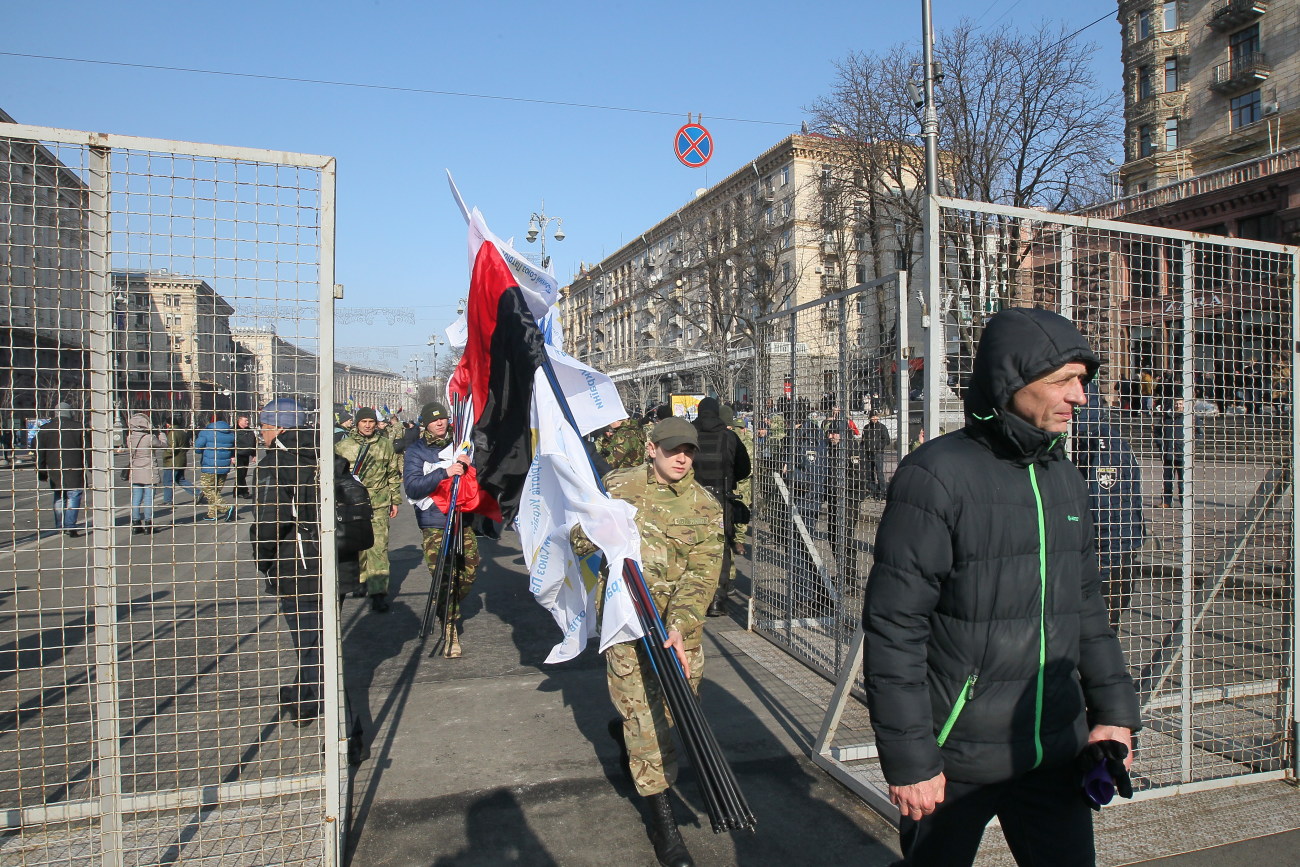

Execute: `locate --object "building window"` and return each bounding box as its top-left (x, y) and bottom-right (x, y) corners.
top-left (1162, 1), bottom-right (1178, 30)
top-left (1138, 66), bottom-right (1153, 100)
top-left (779, 166), bottom-right (791, 187)
top-left (1164, 57), bottom-right (1179, 92)
top-left (1139, 124), bottom-right (1155, 157)
top-left (1138, 9), bottom-right (1152, 40)
top-left (1231, 89), bottom-right (1262, 129)
top-left (782, 262), bottom-right (792, 283)
top-left (135, 351), bottom-right (148, 365)
top-left (1165, 117), bottom-right (1180, 150)
top-left (1230, 23), bottom-right (1260, 62)
top-left (780, 230), bottom-right (792, 249)
top-left (894, 249), bottom-right (908, 272)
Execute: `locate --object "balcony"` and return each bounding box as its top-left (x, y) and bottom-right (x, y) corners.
top-left (1210, 52), bottom-right (1271, 93)
top-left (1207, 0), bottom-right (1267, 32)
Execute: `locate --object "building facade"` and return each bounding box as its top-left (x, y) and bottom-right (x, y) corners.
top-left (563, 133), bottom-right (925, 412)
top-left (333, 364), bottom-right (411, 418)
top-left (230, 326), bottom-right (319, 414)
top-left (0, 108), bottom-right (89, 421)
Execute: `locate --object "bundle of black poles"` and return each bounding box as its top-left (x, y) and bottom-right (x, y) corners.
top-left (420, 392), bottom-right (468, 644)
top-left (537, 353), bottom-right (756, 834)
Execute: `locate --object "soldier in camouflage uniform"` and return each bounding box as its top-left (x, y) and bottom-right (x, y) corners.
top-left (403, 402), bottom-right (480, 658)
top-left (572, 417), bottom-right (723, 867)
top-left (727, 409), bottom-right (753, 559)
top-left (334, 407), bottom-right (402, 612)
top-left (594, 417), bottom-right (645, 470)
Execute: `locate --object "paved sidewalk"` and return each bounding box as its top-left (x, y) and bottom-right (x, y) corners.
top-left (340, 518), bottom-right (1300, 866)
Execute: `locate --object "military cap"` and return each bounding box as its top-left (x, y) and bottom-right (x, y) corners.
top-left (355, 407), bottom-right (378, 423)
top-left (650, 417), bottom-right (698, 451)
top-left (420, 402), bottom-right (450, 424)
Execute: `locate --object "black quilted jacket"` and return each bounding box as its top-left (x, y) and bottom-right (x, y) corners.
top-left (861, 308), bottom-right (1141, 787)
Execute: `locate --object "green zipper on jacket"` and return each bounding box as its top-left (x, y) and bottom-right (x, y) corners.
top-left (1027, 462), bottom-right (1048, 769)
top-left (936, 672), bottom-right (978, 748)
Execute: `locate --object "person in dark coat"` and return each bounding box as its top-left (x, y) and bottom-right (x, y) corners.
top-left (859, 412), bottom-right (892, 498)
top-left (232, 413), bottom-right (258, 499)
top-left (1074, 386), bottom-right (1145, 624)
top-left (36, 402), bottom-right (87, 537)
top-left (783, 416), bottom-right (831, 616)
top-left (1153, 397), bottom-right (1185, 508)
top-left (821, 419), bottom-right (854, 578)
top-left (861, 308), bottom-right (1140, 867)
top-left (250, 398), bottom-right (322, 726)
top-left (690, 397), bottom-right (750, 616)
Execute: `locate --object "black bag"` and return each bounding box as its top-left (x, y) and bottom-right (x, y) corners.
top-left (335, 454), bottom-right (374, 554)
top-left (727, 494), bottom-right (751, 525)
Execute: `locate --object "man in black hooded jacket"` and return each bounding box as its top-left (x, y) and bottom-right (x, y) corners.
top-left (691, 397), bottom-right (750, 616)
top-left (862, 307), bottom-right (1140, 866)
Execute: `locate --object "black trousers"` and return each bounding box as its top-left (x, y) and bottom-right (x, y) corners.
top-left (897, 762), bottom-right (1094, 867)
top-left (278, 589), bottom-right (322, 713)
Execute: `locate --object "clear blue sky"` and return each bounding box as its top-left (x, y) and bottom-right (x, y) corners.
top-left (3, 0), bottom-right (1121, 376)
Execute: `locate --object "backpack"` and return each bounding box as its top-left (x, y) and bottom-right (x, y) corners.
top-left (335, 454), bottom-right (374, 554)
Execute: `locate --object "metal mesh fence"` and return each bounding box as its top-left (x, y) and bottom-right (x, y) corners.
top-left (751, 273), bottom-right (909, 678)
top-left (758, 198), bottom-right (1300, 803)
top-left (0, 124), bottom-right (339, 866)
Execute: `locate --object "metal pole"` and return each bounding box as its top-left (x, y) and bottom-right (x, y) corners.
top-left (317, 158), bottom-right (344, 866)
top-left (1291, 249), bottom-right (1300, 778)
top-left (87, 144), bottom-right (125, 867)
top-left (1178, 240), bottom-right (1195, 783)
top-left (896, 270), bottom-right (910, 459)
top-left (921, 0), bottom-right (944, 442)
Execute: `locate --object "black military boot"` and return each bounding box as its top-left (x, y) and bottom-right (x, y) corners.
top-left (370, 593), bottom-right (390, 613)
top-left (646, 790), bottom-right (693, 867)
top-left (706, 588), bottom-right (727, 617)
top-left (608, 719), bottom-right (631, 780)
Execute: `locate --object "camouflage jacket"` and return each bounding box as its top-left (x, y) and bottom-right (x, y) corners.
top-left (334, 429), bottom-right (402, 508)
top-left (573, 464), bottom-right (724, 636)
top-left (596, 422), bottom-right (646, 470)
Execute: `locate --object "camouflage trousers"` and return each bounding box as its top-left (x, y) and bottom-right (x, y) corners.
top-left (420, 524), bottom-right (480, 623)
top-left (607, 629), bottom-right (705, 797)
top-left (361, 507), bottom-right (391, 595)
top-left (198, 472), bottom-right (228, 518)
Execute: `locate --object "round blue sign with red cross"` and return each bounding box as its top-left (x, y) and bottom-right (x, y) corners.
top-left (675, 123), bottom-right (713, 168)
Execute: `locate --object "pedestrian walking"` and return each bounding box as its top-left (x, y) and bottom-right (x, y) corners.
top-left (862, 307), bottom-right (1139, 867)
top-left (250, 398), bottom-right (322, 726)
top-left (125, 411), bottom-right (166, 535)
top-left (690, 398), bottom-right (749, 617)
top-left (233, 413), bottom-right (258, 498)
top-left (35, 401), bottom-right (86, 537)
top-left (335, 407), bottom-right (402, 612)
top-left (403, 402), bottom-right (480, 656)
top-left (860, 412), bottom-right (891, 498)
top-left (160, 416), bottom-right (195, 504)
top-left (1154, 397), bottom-right (1186, 508)
top-left (194, 412), bottom-right (236, 521)
top-left (571, 417), bottom-right (724, 867)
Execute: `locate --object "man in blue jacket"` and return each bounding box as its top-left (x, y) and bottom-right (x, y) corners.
top-left (194, 412), bottom-right (236, 521)
top-left (862, 308), bottom-right (1140, 866)
top-left (403, 402), bottom-right (480, 658)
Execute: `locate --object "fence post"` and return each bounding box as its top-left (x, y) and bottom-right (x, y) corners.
top-left (87, 143), bottom-right (126, 867)
top-left (1178, 240), bottom-right (1196, 783)
top-left (896, 271), bottom-right (909, 459)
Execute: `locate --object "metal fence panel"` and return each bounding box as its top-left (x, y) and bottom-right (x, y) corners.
top-left (0, 124), bottom-right (339, 866)
top-left (755, 198), bottom-right (1300, 807)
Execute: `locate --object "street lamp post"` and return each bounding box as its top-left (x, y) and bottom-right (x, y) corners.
top-left (428, 335), bottom-right (445, 397)
top-left (525, 202), bottom-right (565, 269)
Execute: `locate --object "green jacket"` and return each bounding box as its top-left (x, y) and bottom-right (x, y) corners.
top-left (335, 429), bottom-right (402, 509)
top-left (596, 422), bottom-right (646, 470)
top-left (573, 464), bottom-right (724, 636)
top-left (162, 427), bottom-right (192, 470)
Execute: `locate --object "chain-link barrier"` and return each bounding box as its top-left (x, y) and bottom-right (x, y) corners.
top-left (0, 123), bottom-right (339, 865)
top-left (754, 198), bottom-right (1300, 809)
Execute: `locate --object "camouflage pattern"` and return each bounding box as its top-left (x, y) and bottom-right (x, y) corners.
top-left (596, 420), bottom-right (646, 470)
top-left (731, 423), bottom-right (754, 555)
top-left (575, 463), bottom-right (724, 796)
top-left (335, 428), bottom-right (402, 593)
top-left (420, 523), bottom-right (480, 624)
top-left (198, 471), bottom-right (228, 519)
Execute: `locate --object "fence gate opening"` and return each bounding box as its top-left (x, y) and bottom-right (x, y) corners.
top-left (0, 122), bottom-right (340, 865)
top-left (753, 198), bottom-right (1300, 815)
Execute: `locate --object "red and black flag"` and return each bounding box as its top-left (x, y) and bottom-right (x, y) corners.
top-left (447, 241), bottom-right (547, 525)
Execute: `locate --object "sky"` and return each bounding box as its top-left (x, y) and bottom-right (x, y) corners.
top-left (3, 0), bottom-right (1122, 377)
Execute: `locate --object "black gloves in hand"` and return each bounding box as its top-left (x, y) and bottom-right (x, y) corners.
top-left (1078, 739), bottom-right (1133, 809)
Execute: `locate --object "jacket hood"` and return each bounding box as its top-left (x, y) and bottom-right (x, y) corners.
top-left (128, 412), bottom-right (153, 432)
top-left (964, 307), bottom-right (1100, 464)
top-left (693, 397), bottom-right (727, 432)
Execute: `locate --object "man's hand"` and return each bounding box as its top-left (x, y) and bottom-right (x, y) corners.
top-left (448, 460), bottom-right (466, 478)
top-left (1088, 725), bottom-right (1133, 770)
top-left (664, 630), bottom-right (690, 678)
top-left (388, 503), bottom-right (399, 519)
top-left (889, 773), bottom-right (946, 822)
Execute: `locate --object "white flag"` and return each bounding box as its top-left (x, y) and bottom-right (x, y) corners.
top-left (517, 364), bottom-right (643, 663)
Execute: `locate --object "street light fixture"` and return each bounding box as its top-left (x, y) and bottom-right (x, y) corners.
top-left (525, 201), bottom-right (564, 269)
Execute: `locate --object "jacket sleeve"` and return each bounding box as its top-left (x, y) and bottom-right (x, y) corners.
top-left (861, 462), bottom-right (955, 787)
top-left (1075, 507), bottom-right (1143, 731)
top-left (403, 444), bottom-right (449, 500)
top-left (384, 448), bottom-right (403, 506)
top-left (730, 431), bottom-right (751, 484)
top-left (250, 459), bottom-right (292, 576)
